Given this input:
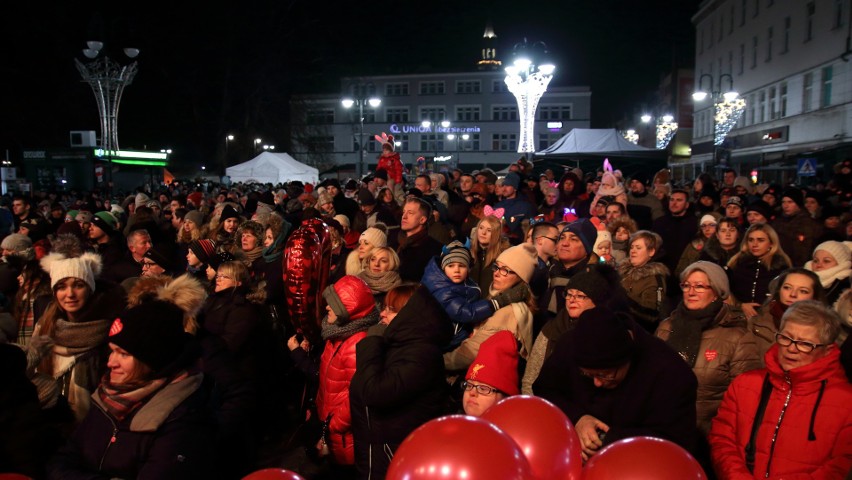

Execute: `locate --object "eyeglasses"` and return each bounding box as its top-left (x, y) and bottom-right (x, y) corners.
top-left (565, 292), bottom-right (590, 302)
top-left (540, 236), bottom-right (559, 243)
top-left (461, 381), bottom-right (502, 396)
top-left (680, 282), bottom-right (711, 293)
top-left (491, 264), bottom-right (517, 277)
top-left (774, 332), bottom-right (827, 353)
top-left (579, 366), bottom-right (622, 382)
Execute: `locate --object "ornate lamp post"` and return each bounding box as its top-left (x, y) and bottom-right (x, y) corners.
top-left (342, 83), bottom-right (381, 178)
top-left (693, 73), bottom-right (745, 165)
top-left (504, 39), bottom-right (555, 158)
top-left (640, 113), bottom-right (679, 149)
top-left (75, 41), bottom-right (140, 192)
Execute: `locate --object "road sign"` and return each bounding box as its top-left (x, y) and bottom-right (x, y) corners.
top-left (797, 158), bottom-right (817, 177)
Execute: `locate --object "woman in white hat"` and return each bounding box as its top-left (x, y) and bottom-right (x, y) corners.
top-left (805, 240), bottom-right (852, 305)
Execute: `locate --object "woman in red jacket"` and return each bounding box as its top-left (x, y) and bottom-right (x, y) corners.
top-left (316, 275), bottom-right (380, 472)
top-left (709, 300), bottom-right (852, 479)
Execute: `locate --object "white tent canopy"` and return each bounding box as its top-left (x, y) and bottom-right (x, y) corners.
top-left (536, 128), bottom-right (659, 158)
top-left (226, 152), bottom-right (319, 185)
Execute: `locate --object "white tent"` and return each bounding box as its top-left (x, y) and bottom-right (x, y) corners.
top-left (225, 152), bottom-right (319, 185)
top-left (536, 128), bottom-right (660, 158)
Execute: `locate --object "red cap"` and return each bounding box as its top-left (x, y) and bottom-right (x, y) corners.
top-left (465, 330), bottom-right (520, 395)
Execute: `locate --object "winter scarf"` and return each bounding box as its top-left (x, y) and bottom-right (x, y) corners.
top-left (397, 227), bottom-right (429, 252)
top-left (320, 310), bottom-right (380, 341)
top-left (51, 318), bottom-right (111, 357)
top-left (666, 300), bottom-right (724, 367)
top-left (262, 229), bottom-right (288, 264)
top-left (241, 245), bottom-right (263, 264)
top-left (768, 300), bottom-right (788, 329)
top-left (357, 269), bottom-right (402, 295)
top-left (805, 261), bottom-right (852, 288)
top-left (540, 308), bottom-right (579, 359)
top-left (96, 373), bottom-right (173, 421)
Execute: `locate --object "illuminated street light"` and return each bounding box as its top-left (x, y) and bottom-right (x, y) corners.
top-left (504, 38), bottom-right (555, 157)
top-left (342, 83), bottom-right (381, 177)
top-left (693, 73), bottom-right (745, 164)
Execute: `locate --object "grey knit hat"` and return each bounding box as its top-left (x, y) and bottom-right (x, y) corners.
top-left (1, 233), bottom-right (32, 253)
top-left (680, 261), bottom-right (730, 300)
top-left (441, 240), bottom-right (472, 269)
top-left (184, 210), bottom-right (204, 227)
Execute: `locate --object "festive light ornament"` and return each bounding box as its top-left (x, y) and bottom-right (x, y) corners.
top-left (656, 120), bottom-right (679, 149)
top-left (622, 129), bottom-right (638, 144)
top-left (714, 98), bottom-right (746, 146)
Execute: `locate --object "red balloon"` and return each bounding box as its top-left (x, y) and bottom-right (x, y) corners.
top-left (241, 468), bottom-right (305, 480)
top-left (482, 395), bottom-right (582, 480)
top-left (583, 437), bottom-right (707, 480)
top-left (0, 474), bottom-right (34, 480)
top-left (387, 415), bottom-right (533, 480)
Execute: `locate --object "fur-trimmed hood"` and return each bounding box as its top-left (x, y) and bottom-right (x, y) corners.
top-left (618, 260), bottom-right (670, 281)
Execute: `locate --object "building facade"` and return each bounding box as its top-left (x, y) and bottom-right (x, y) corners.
top-left (685, 0), bottom-right (852, 183)
top-left (289, 26), bottom-right (591, 176)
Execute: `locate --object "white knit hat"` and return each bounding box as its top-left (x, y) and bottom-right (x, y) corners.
top-left (699, 214), bottom-right (718, 226)
top-left (135, 192), bottom-right (151, 209)
top-left (39, 252), bottom-right (103, 291)
top-left (360, 224), bottom-right (388, 248)
top-left (813, 241), bottom-right (851, 266)
top-left (333, 214), bottom-right (350, 229)
top-left (1, 233), bottom-right (32, 253)
top-left (495, 243), bottom-right (538, 284)
top-left (593, 230), bottom-right (612, 257)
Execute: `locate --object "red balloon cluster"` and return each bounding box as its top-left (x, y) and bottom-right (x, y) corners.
top-left (241, 469), bottom-right (305, 480)
top-left (283, 218), bottom-right (331, 343)
top-left (482, 396), bottom-right (582, 480)
top-left (583, 437), bottom-right (707, 480)
top-left (386, 415), bottom-right (533, 480)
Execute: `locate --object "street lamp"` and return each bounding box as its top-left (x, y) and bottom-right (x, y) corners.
top-left (254, 138), bottom-right (262, 152)
top-left (693, 73), bottom-right (745, 165)
top-left (446, 133), bottom-right (470, 167)
top-left (159, 148), bottom-right (173, 154)
top-left (263, 144), bottom-right (275, 150)
top-left (504, 38), bottom-right (555, 158)
top-left (639, 113), bottom-right (679, 149)
top-left (75, 40), bottom-right (140, 193)
top-left (342, 83), bottom-right (381, 178)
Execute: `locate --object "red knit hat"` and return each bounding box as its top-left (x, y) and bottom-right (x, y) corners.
top-left (465, 330), bottom-right (519, 395)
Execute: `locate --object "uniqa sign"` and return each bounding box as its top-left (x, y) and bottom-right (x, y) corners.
top-left (388, 124), bottom-right (482, 134)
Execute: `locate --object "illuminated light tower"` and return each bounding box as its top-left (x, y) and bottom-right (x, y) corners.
top-left (342, 82), bottom-right (381, 178)
top-left (75, 40), bottom-right (140, 191)
top-left (693, 73), bottom-right (744, 165)
top-left (504, 39), bottom-right (555, 158)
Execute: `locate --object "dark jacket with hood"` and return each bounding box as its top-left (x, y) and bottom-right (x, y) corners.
top-left (350, 286), bottom-right (453, 480)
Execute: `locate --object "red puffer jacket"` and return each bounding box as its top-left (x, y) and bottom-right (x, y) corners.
top-left (376, 152), bottom-right (403, 184)
top-left (709, 344), bottom-right (852, 479)
top-left (317, 330), bottom-right (367, 465)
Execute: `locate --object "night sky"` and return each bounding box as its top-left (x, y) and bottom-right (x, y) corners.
top-left (1, 0), bottom-right (697, 173)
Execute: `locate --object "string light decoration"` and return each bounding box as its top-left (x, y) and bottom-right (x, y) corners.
top-left (622, 129), bottom-right (639, 144)
top-left (504, 39), bottom-right (555, 155)
top-left (655, 117), bottom-right (678, 149)
top-left (714, 98), bottom-right (746, 146)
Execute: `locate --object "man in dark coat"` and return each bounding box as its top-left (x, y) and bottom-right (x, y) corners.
top-left (325, 179), bottom-right (359, 226)
top-left (350, 285), bottom-right (453, 480)
top-left (772, 187), bottom-right (822, 267)
top-left (534, 307), bottom-right (699, 460)
top-left (396, 198), bottom-right (443, 282)
top-left (652, 189), bottom-right (699, 297)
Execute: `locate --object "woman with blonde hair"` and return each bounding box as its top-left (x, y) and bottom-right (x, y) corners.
top-left (177, 210), bottom-right (205, 245)
top-left (356, 246), bottom-right (402, 306)
top-left (469, 215), bottom-right (510, 295)
top-left (727, 223), bottom-right (792, 319)
top-left (345, 224), bottom-right (388, 275)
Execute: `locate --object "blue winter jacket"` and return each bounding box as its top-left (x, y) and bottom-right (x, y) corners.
top-left (420, 257), bottom-right (495, 350)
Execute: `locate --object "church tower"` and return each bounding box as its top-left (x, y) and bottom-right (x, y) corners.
top-left (477, 21), bottom-right (501, 70)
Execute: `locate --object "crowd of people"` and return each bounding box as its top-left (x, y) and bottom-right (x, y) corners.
top-left (1, 151), bottom-right (851, 479)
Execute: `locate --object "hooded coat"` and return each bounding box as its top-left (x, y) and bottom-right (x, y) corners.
top-left (350, 286), bottom-right (453, 480)
top-left (709, 345), bottom-right (852, 479)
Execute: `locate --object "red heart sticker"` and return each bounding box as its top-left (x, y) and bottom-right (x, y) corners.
top-left (797, 234), bottom-right (805, 242)
top-left (704, 350), bottom-right (718, 362)
top-left (109, 318), bottom-right (123, 336)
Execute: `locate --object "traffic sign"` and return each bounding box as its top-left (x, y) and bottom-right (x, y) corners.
top-left (797, 158), bottom-right (817, 177)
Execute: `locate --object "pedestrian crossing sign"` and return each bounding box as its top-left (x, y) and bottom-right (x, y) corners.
top-left (797, 158), bottom-right (817, 177)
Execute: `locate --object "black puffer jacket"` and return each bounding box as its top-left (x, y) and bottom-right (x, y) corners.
top-left (349, 285), bottom-right (453, 480)
top-left (727, 254), bottom-right (789, 305)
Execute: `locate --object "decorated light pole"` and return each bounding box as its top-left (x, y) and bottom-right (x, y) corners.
top-left (75, 41), bottom-right (139, 192)
top-left (504, 39), bottom-right (555, 158)
top-left (693, 73), bottom-right (745, 165)
top-left (342, 83), bottom-right (381, 178)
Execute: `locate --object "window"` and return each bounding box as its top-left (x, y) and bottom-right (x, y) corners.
top-left (492, 80), bottom-right (509, 93)
top-left (782, 17), bottom-right (791, 53)
top-left (420, 107), bottom-right (446, 122)
top-left (699, 27), bottom-right (704, 53)
top-left (385, 108), bottom-right (409, 123)
top-left (455, 106), bottom-right (481, 121)
top-left (739, 44), bottom-right (745, 74)
top-left (729, 50), bottom-right (734, 74)
top-left (835, 0), bottom-right (846, 29)
top-left (753, 0), bottom-right (759, 17)
top-left (420, 134), bottom-right (444, 152)
top-left (757, 91), bottom-right (766, 122)
top-left (363, 108), bottom-right (377, 123)
top-left (419, 81), bottom-right (445, 95)
top-left (805, 2), bottom-right (815, 41)
top-left (353, 136), bottom-right (380, 153)
top-left (709, 20), bottom-right (715, 47)
top-left (719, 14), bottom-right (724, 40)
top-left (306, 108), bottom-right (334, 124)
top-left (766, 26), bottom-right (773, 61)
top-left (456, 80), bottom-right (481, 94)
top-left (538, 105), bottom-right (573, 120)
top-left (779, 82), bottom-right (788, 117)
top-left (769, 86), bottom-right (777, 119)
top-left (821, 66), bottom-right (833, 108)
top-left (396, 134), bottom-right (410, 151)
top-left (385, 83), bottom-right (409, 96)
top-left (538, 133), bottom-right (563, 151)
top-left (746, 94), bottom-right (755, 125)
top-left (492, 106), bottom-right (518, 121)
top-left (491, 134), bottom-right (517, 151)
top-left (741, 0), bottom-right (747, 25)
top-left (467, 133), bottom-right (481, 151)
top-left (803, 72), bottom-right (814, 112)
top-left (730, 4), bottom-right (735, 32)
top-left (308, 136), bottom-right (334, 152)
top-left (752, 36), bottom-right (759, 68)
